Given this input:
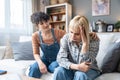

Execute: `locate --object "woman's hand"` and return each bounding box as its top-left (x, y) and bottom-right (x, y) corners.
top-left (89, 32), bottom-right (99, 40)
top-left (77, 62), bottom-right (91, 72)
top-left (80, 26), bottom-right (88, 53)
top-left (39, 62), bottom-right (48, 74)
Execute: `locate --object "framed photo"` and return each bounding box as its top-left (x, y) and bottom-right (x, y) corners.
top-left (92, 0), bottom-right (110, 16)
top-left (106, 24), bottom-right (114, 32)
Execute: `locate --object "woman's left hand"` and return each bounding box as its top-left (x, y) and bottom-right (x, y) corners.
top-left (89, 32), bottom-right (99, 40)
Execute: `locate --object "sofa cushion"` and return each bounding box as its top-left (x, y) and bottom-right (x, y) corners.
top-left (12, 41), bottom-right (34, 61)
top-left (95, 73), bottom-right (120, 80)
top-left (0, 59), bottom-right (35, 75)
top-left (101, 42), bottom-right (120, 73)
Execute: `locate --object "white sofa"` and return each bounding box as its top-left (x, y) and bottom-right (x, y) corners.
top-left (0, 33), bottom-right (120, 80)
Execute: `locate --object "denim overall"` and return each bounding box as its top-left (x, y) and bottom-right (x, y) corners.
top-left (29, 29), bottom-right (60, 78)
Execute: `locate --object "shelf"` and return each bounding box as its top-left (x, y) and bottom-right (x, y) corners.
top-left (45, 3), bottom-right (72, 32)
top-left (50, 21), bottom-right (65, 24)
top-left (49, 12), bottom-right (65, 15)
top-left (45, 3), bottom-right (69, 8)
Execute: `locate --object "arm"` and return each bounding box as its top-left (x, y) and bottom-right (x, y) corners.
top-left (32, 33), bottom-right (41, 63)
top-left (69, 27), bottom-right (97, 72)
top-left (70, 40), bottom-right (99, 72)
top-left (80, 27), bottom-right (99, 62)
top-left (79, 40), bottom-right (100, 64)
top-left (88, 39), bottom-right (100, 63)
top-left (32, 33), bottom-right (47, 73)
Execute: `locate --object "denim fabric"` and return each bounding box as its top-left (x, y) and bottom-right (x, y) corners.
top-left (53, 66), bottom-right (100, 80)
top-left (29, 29), bottom-right (59, 78)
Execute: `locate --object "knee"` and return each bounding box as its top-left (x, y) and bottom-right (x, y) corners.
top-left (74, 71), bottom-right (87, 79)
top-left (54, 67), bottom-right (66, 77)
top-left (30, 63), bottom-right (39, 72)
top-left (54, 67), bottom-right (65, 74)
top-left (53, 67), bottom-right (66, 80)
top-left (48, 61), bottom-right (59, 73)
top-left (28, 63), bottom-right (41, 78)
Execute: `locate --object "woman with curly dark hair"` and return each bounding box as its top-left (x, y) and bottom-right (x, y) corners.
top-left (28, 12), bottom-right (65, 78)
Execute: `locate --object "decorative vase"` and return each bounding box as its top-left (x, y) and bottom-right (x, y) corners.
top-left (119, 28), bottom-right (120, 32)
top-left (113, 29), bottom-right (118, 32)
top-left (95, 20), bottom-right (106, 32)
top-left (98, 25), bottom-right (103, 32)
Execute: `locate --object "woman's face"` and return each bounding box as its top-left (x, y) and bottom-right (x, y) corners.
top-left (69, 27), bottom-right (81, 43)
top-left (38, 21), bottom-right (50, 31)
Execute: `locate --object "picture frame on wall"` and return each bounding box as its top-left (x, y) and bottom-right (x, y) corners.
top-left (92, 0), bottom-right (110, 16)
top-left (106, 24), bottom-right (114, 32)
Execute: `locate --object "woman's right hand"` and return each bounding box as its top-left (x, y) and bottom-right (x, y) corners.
top-left (77, 62), bottom-right (91, 72)
top-left (39, 62), bottom-right (48, 74)
top-left (80, 26), bottom-right (88, 53)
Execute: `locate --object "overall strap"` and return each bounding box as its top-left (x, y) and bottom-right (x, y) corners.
top-left (51, 28), bottom-right (57, 42)
top-left (39, 29), bottom-right (57, 43)
top-left (38, 31), bottom-right (43, 43)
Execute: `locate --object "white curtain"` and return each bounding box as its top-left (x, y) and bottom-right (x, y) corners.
top-left (0, 0), bottom-right (33, 45)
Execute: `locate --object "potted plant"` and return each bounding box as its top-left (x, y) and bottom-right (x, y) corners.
top-left (114, 21), bottom-right (120, 32)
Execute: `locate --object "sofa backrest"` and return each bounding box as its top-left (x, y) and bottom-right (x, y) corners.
top-left (96, 33), bottom-right (120, 71)
top-left (0, 36), bottom-right (32, 59)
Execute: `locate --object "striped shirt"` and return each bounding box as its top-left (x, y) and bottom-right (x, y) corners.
top-left (32, 29), bottom-right (65, 55)
top-left (57, 33), bottom-right (100, 71)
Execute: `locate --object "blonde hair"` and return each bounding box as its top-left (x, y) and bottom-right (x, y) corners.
top-left (69, 15), bottom-right (90, 45)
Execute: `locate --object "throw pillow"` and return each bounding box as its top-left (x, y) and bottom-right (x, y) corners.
top-left (11, 41), bottom-right (34, 61)
top-left (117, 61), bottom-right (120, 72)
top-left (96, 34), bottom-right (114, 69)
top-left (101, 42), bottom-right (120, 73)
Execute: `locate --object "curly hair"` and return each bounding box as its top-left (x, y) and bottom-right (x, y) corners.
top-left (31, 12), bottom-right (50, 25)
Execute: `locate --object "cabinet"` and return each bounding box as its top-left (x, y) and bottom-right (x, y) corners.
top-left (45, 3), bottom-right (72, 32)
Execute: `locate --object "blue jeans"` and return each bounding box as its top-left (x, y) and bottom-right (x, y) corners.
top-left (53, 67), bottom-right (100, 80)
top-left (28, 60), bottom-right (58, 78)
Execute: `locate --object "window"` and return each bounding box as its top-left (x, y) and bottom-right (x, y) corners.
top-left (0, 0), bottom-right (5, 28)
top-left (10, 0), bottom-right (23, 28)
top-left (0, 0), bottom-right (32, 34)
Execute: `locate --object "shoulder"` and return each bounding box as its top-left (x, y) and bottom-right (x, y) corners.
top-left (60, 33), bottom-right (70, 48)
top-left (32, 31), bottom-right (39, 40)
top-left (61, 33), bottom-right (69, 42)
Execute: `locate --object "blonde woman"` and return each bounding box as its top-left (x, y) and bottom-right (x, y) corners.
top-left (53, 15), bottom-right (101, 80)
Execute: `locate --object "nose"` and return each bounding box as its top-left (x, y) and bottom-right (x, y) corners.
top-left (44, 23), bottom-right (48, 27)
top-left (71, 33), bottom-right (75, 39)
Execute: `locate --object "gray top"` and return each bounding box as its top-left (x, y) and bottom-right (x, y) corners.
top-left (57, 33), bottom-right (100, 71)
